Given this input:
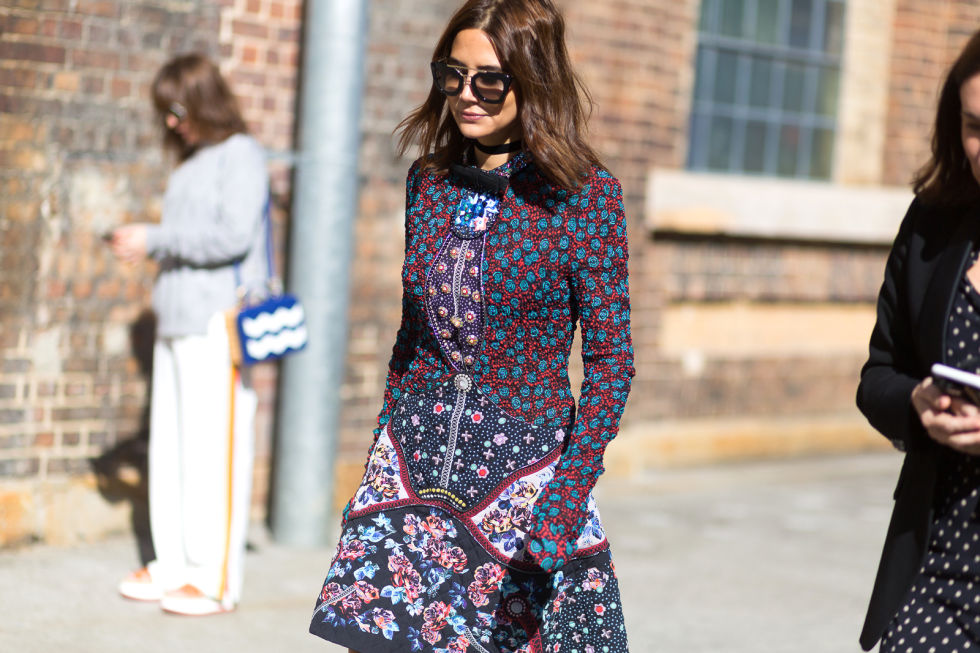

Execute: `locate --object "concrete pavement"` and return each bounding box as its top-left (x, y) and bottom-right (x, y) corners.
top-left (0, 451), bottom-right (902, 652)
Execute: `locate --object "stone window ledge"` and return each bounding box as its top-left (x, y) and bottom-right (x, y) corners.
top-left (646, 168), bottom-right (913, 246)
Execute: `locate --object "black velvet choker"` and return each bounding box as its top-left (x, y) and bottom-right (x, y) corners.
top-left (450, 164), bottom-right (509, 196)
top-left (473, 139), bottom-right (522, 155)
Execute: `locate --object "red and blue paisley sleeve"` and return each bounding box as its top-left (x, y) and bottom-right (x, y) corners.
top-left (526, 171), bottom-right (635, 570)
top-left (375, 160), bottom-right (426, 440)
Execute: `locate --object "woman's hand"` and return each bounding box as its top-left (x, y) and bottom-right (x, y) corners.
top-left (912, 376), bottom-right (980, 454)
top-left (108, 224), bottom-right (149, 264)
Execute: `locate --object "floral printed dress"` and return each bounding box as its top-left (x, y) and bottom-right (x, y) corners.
top-left (310, 151), bottom-right (634, 653)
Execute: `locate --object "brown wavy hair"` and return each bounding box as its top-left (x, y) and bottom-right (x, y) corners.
top-left (151, 54), bottom-right (248, 161)
top-left (396, 0), bottom-right (603, 190)
top-left (914, 30), bottom-right (980, 207)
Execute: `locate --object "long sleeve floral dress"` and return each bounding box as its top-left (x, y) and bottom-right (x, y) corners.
top-left (309, 151), bottom-right (635, 653)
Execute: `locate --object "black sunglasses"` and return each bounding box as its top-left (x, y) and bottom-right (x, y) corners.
top-left (167, 102), bottom-right (187, 124)
top-left (430, 61), bottom-right (514, 104)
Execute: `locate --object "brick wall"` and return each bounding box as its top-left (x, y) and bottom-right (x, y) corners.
top-left (628, 0), bottom-right (980, 433)
top-left (883, 0), bottom-right (980, 187)
top-left (0, 0), bottom-right (300, 546)
top-left (631, 237), bottom-right (887, 425)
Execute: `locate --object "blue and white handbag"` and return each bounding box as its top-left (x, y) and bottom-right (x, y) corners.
top-left (228, 201), bottom-right (308, 366)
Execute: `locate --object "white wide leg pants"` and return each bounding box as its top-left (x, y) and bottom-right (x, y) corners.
top-left (147, 312), bottom-right (256, 609)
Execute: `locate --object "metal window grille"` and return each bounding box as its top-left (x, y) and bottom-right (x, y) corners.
top-left (687, 0), bottom-right (846, 179)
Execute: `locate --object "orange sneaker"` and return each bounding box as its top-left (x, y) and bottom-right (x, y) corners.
top-left (118, 567), bottom-right (163, 602)
top-left (160, 584), bottom-right (233, 616)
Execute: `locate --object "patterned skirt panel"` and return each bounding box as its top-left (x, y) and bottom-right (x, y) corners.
top-left (309, 377), bottom-right (629, 653)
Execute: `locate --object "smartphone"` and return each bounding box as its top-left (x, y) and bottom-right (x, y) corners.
top-left (931, 363), bottom-right (980, 405)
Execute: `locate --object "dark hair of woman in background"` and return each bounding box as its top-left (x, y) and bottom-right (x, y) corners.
top-left (913, 33), bottom-right (980, 209)
top-left (150, 54), bottom-right (248, 160)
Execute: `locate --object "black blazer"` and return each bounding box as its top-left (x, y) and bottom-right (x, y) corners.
top-left (858, 197), bottom-right (980, 650)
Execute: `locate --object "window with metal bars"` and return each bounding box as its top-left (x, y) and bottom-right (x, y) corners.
top-left (687, 0), bottom-right (846, 179)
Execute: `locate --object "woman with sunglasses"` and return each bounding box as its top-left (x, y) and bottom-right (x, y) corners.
top-left (309, 1), bottom-right (634, 651)
top-left (108, 53), bottom-right (267, 616)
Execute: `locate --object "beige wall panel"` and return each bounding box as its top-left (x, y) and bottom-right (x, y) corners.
top-left (660, 301), bottom-right (877, 358)
top-left (835, 0), bottom-right (897, 185)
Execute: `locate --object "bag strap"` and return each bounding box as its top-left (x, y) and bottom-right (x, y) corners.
top-left (233, 196), bottom-right (274, 296)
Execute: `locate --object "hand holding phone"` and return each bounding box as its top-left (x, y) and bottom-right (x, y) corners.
top-left (931, 363), bottom-right (980, 405)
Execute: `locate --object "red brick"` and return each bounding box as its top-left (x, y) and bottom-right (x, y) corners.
top-left (4, 200), bottom-right (40, 222)
top-left (0, 458), bottom-right (40, 478)
top-left (35, 382), bottom-right (57, 398)
top-left (88, 431), bottom-right (110, 447)
top-left (33, 432), bottom-right (54, 447)
top-left (51, 407), bottom-right (99, 421)
top-left (0, 409), bottom-right (26, 425)
top-left (5, 16), bottom-right (41, 35)
top-left (46, 279), bottom-right (66, 299)
top-left (232, 19), bottom-right (268, 39)
top-left (0, 41), bottom-right (66, 65)
top-left (64, 380), bottom-right (88, 396)
top-left (71, 279), bottom-right (93, 299)
top-left (46, 458), bottom-right (91, 475)
top-left (277, 26), bottom-right (298, 42)
top-left (51, 71), bottom-right (79, 92)
top-left (0, 68), bottom-right (38, 89)
top-left (110, 77), bottom-right (131, 99)
top-left (80, 75), bottom-right (104, 94)
top-left (59, 18), bottom-right (84, 39)
top-left (86, 22), bottom-right (111, 44)
top-left (72, 49), bottom-right (120, 69)
top-left (75, 0), bottom-right (118, 17)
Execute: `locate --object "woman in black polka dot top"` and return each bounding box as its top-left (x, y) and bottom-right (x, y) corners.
top-left (858, 29), bottom-right (980, 652)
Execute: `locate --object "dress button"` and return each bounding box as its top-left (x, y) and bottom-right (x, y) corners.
top-left (454, 374), bottom-right (472, 391)
top-left (506, 596), bottom-right (527, 617)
